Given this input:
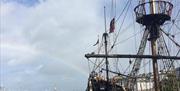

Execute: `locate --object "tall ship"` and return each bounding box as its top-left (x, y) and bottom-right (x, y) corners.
top-left (84, 0), bottom-right (180, 91)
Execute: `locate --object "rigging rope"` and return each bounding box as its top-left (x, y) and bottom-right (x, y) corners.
top-left (93, 36), bottom-right (104, 71)
top-left (91, 0), bottom-right (135, 74)
top-left (132, 6), bottom-right (138, 52)
top-left (174, 23), bottom-right (180, 31)
top-left (116, 0), bottom-right (132, 22)
top-left (112, 0), bottom-right (132, 48)
top-left (115, 30), bottom-right (143, 46)
top-left (176, 49), bottom-right (180, 56)
top-left (168, 9), bottom-right (180, 33)
top-left (161, 29), bottom-right (180, 48)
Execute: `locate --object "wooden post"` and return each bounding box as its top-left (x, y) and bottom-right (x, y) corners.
top-left (151, 39), bottom-right (160, 91)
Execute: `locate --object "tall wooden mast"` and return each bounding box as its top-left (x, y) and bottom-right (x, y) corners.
top-left (103, 6), bottom-right (109, 91)
top-left (104, 32), bottom-right (109, 91)
top-left (149, 1), bottom-right (159, 90)
top-left (134, 0), bottom-right (173, 91)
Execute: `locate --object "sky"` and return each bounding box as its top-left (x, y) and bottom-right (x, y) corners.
top-left (0, 0), bottom-right (104, 91)
top-left (0, 0), bottom-right (180, 91)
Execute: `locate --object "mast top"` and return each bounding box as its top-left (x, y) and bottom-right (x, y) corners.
top-left (134, 1), bottom-right (173, 25)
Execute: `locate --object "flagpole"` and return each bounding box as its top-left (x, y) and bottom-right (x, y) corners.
top-left (103, 6), bottom-right (109, 91)
top-left (104, 6), bottom-right (107, 33)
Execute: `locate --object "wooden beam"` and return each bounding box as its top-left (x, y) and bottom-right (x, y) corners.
top-left (85, 54), bottom-right (180, 60)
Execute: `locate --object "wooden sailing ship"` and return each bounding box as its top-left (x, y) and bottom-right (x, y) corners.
top-left (85, 0), bottom-right (180, 91)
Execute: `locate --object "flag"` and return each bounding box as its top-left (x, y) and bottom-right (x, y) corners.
top-left (109, 18), bottom-right (115, 33)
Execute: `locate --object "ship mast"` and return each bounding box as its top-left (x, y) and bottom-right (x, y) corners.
top-left (149, 0), bottom-right (160, 91)
top-left (103, 6), bottom-right (109, 91)
top-left (134, 0), bottom-right (173, 91)
top-left (104, 32), bottom-right (109, 91)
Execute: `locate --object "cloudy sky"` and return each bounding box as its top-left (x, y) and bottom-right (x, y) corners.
top-left (0, 0), bottom-right (106, 91)
top-left (0, 0), bottom-right (180, 91)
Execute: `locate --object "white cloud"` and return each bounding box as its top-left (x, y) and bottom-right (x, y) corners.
top-left (0, 0), bottom-right (103, 91)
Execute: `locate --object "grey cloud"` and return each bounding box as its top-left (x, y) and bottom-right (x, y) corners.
top-left (1, 0), bottom-right (103, 91)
